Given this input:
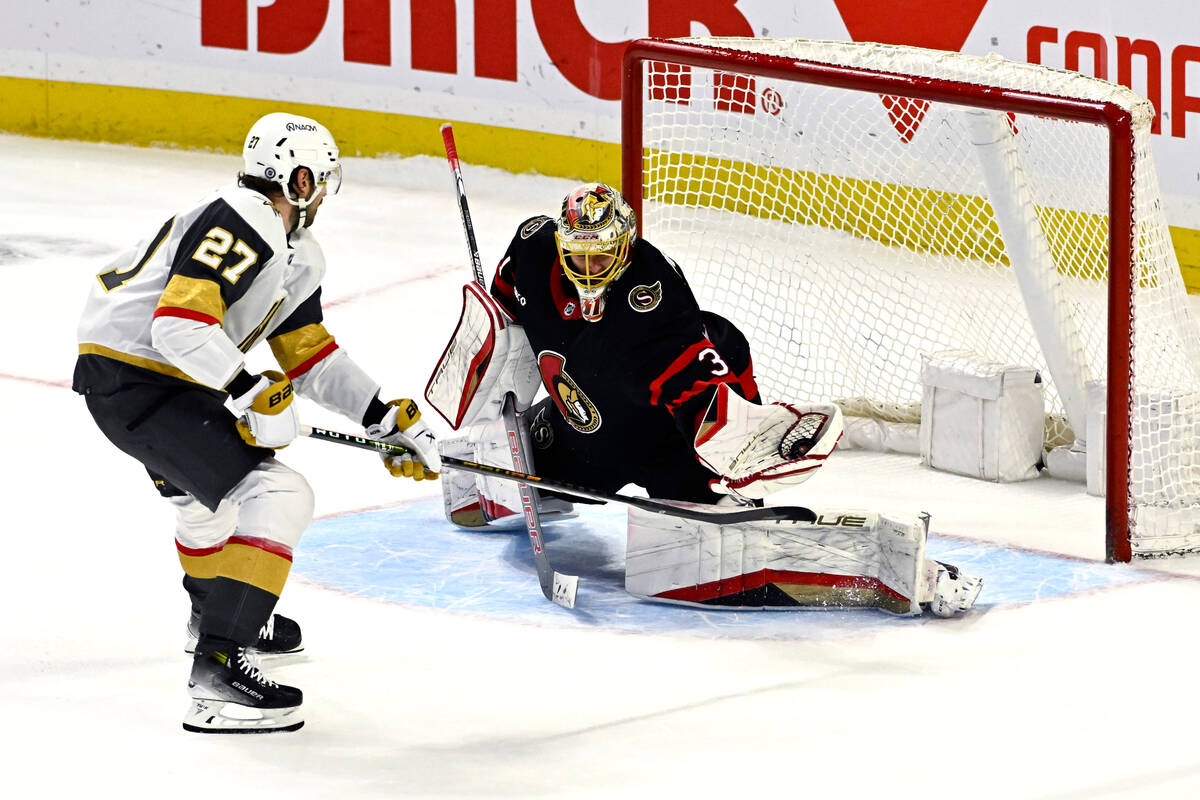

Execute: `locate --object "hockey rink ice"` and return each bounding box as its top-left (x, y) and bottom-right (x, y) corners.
top-left (4, 134), bottom-right (1200, 798)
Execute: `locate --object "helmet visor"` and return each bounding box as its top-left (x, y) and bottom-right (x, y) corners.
top-left (317, 163), bottom-right (342, 196)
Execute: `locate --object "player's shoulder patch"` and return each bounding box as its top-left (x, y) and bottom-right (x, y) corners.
top-left (519, 216), bottom-right (553, 239)
top-left (628, 280), bottom-right (663, 313)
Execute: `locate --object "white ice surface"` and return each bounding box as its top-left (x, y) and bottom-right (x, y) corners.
top-left (4, 135), bottom-right (1200, 799)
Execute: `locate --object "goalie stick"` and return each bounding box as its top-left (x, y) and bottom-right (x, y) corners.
top-left (441, 122), bottom-right (486, 287)
top-left (441, 122), bottom-right (578, 608)
top-left (301, 424), bottom-right (818, 526)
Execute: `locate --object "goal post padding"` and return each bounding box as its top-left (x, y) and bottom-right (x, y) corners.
top-left (622, 37), bottom-right (1200, 560)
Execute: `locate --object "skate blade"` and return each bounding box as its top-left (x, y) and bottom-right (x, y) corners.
top-left (182, 698), bottom-right (304, 734)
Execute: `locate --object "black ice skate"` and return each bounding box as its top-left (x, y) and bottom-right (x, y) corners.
top-left (183, 644), bottom-right (303, 733)
top-left (185, 613), bottom-right (303, 657)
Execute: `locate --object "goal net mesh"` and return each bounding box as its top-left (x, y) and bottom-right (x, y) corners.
top-left (632, 37), bottom-right (1200, 556)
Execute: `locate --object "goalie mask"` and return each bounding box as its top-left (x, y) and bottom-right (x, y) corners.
top-left (555, 183), bottom-right (637, 322)
top-left (242, 112), bottom-right (342, 227)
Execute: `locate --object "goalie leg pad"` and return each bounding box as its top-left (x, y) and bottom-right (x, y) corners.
top-left (440, 423), bottom-right (575, 530)
top-left (625, 505), bottom-right (928, 614)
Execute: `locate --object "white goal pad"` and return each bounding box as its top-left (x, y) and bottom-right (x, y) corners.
top-left (425, 282), bottom-right (540, 430)
top-left (625, 505), bottom-right (929, 615)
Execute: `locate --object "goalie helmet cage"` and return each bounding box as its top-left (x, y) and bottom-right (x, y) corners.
top-left (621, 37), bottom-right (1200, 562)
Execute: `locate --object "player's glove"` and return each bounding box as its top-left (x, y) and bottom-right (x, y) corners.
top-left (230, 370), bottom-right (300, 449)
top-left (364, 398), bottom-right (442, 481)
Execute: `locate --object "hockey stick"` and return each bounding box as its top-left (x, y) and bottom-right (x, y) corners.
top-left (302, 425), bottom-right (817, 526)
top-left (440, 123), bottom-right (486, 287)
top-left (441, 122), bottom-right (578, 608)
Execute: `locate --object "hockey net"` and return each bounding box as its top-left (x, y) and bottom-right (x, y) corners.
top-left (622, 37), bottom-right (1200, 560)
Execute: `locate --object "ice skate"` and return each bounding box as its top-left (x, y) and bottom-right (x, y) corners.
top-left (185, 612), bottom-right (303, 657)
top-left (183, 644), bottom-right (303, 733)
top-left (922, 561), bottom-right (983, 618)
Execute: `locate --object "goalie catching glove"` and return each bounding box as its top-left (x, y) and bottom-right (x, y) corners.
top-left (229, 369), bottom-right (300, 449)
top-left (364, 398), bottom-right (442, 481)
top-left (694, 383), bottom-right (843, 500)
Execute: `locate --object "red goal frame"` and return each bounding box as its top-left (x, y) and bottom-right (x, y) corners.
top-left (620, 37), bottom-right (1137, 562)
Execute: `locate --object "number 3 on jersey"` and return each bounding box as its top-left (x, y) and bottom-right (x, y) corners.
top-left (698, 347), bottom-right (730, 376)
top-left (192, 226), bottom-right (258, 283)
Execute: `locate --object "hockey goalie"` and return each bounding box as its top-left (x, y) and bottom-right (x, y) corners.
top-left (426, 182), bottom-right (982, 617)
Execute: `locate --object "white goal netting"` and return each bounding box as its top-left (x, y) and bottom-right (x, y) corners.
top-left (630, 37), bottom-right (1200, 557)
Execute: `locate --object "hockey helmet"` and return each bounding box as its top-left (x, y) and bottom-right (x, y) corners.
top-left (555, 183), bottom-right (637, 322)
top-left (242, 112), bottom-right (342, 214)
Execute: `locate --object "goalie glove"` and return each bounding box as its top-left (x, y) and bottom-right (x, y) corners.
top-left (229, 370), bottom-right (300, 449)
top-left (694, 383), bottom-right (843, 501)
top-left (364, 398), bottom-right (442, 481)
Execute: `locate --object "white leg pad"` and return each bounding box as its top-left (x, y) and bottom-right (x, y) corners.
top-left (625, 506), bottom-right (929, 614)
top-left (440, 422), bottom-right (575, 530)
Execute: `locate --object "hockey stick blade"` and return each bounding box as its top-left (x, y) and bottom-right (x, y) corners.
top-left (301, 425), bottom-right (817, 525)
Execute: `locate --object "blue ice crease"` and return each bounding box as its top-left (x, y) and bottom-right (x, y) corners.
top-left (295, 499), bottom-right (1158, 641)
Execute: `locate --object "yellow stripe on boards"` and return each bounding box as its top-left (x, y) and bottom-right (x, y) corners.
top-left (4, 74), bottom-right (1198, 291)
top-left (0, 75), bottom-right (620, 184)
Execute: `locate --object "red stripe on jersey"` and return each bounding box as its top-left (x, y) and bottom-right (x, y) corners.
top-left (286, 341), bottom-right (339, 379)
top-left (654, 569), bottom-right (908, 605)
top-left (736, 361), bottom-right (759, 402)
top-left (175, 535), bottom-right (294, 561)
top-left (493, 263), bottom-right (516, 301)
top-left (153, 306), bottom-right (221, 326)
top-left (648, 340), bottom-right (712, 407)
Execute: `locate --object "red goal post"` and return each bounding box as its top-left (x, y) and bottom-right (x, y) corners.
top-left (620, 37), bottom-right (1198, 562)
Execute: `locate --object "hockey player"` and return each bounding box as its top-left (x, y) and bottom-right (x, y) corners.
top-left (434, 182), bottom-right (817, 509)
top-left (73, 112), bottom-right (440, 733)
top-left (426, 182), bottom-right (982, 617)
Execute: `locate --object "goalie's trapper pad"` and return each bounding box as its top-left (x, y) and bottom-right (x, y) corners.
top-left (694, 383), bottom-right (844, 499)
top-left (425, 282), bottom-right (540, 429)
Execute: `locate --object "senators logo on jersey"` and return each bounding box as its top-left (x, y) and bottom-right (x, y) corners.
top-left (628, 281), bottom-right (663, 312)
top-left (538, 350), bottom-right (601, 434)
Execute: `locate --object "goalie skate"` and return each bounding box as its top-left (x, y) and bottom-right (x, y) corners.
top-left (184, 613), bottom-right (303, 658)
top-left (183, 646), bottom-right (303, 734)
top-left (921, 561), bottom-right (984, 617)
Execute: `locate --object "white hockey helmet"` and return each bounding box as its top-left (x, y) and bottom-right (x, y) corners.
top-left (555, 183), bottom-right (637, 322)
top-left (242, 112), bottom-right (342, 212)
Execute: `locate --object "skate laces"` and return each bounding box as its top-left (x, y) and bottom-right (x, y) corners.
top-left (237, 648), bottom-right (278, 688)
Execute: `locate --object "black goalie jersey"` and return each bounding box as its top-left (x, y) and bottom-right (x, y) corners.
top-left (491, 216), bottom-right (759, 502)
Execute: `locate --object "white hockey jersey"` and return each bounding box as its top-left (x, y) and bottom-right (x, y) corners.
top-left (76, 183), bottom-right (380, 421)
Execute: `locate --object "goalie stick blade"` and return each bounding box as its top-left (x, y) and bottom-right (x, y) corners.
top-left (550, 571), bottom-right (579, 609)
